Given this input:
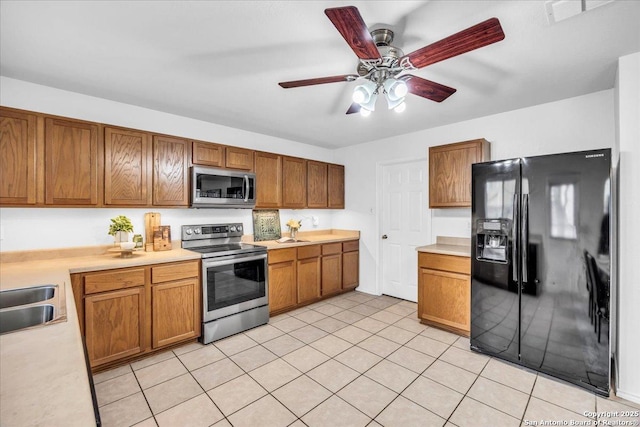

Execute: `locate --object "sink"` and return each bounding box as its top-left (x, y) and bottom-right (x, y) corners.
top-left (0, 285), bottom-right (56, 309)
top-left (0, 304), bottom-right (55, 334)
top-left (0, 285), bottom-right (65, 334)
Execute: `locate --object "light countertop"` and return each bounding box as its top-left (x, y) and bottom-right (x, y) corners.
top-left (416, 236), bottom-right (471, 257)
top-left (0, 245), bottom-right (200, 427)
top-left (245, 229), bottom-right (360, 249)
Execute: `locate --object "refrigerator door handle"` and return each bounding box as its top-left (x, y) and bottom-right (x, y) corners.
top-left (522, 194), bottom-right (529, 284)
top-left (512, 193), bottom-right (518, 282)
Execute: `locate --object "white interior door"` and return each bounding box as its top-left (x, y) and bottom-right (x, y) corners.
top-left (381, 160), bottom-right (430, 302)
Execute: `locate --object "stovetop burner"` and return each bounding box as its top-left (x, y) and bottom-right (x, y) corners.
top-left (181, 223), bottom-right (266, 258)
top-left (187, 243), bottom-right (266, 258)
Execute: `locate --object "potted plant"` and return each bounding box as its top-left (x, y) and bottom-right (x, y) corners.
top-left (108, 215), bottom-right (134, 244)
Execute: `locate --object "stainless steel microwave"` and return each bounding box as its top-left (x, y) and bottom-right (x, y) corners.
top-left (191, 166), bottom-right (256, 208)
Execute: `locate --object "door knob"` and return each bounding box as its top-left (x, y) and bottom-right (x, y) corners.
top-left (382, 235), bottom-right (388, 239)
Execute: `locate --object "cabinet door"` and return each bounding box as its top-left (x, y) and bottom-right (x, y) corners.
top-left (268, 260), bottom-right (297, 313)
top-left (152, 135), bottom-right (189, 206)
top-left (152, 278), bottom-right (201, 348)
top-left (225, 146), bottom-right (254, 171)
top-left (192, 140), bottom-right (225, 167)
top-left (429, 139), bottom-right (489, 208)
top-left (255, 151), bottom-right (282, 208)
top-left (307, 161), bottom-right (328, 208)
top-left (342, 250), bottom-right (359, 290)
top-left (321, 254), bottom-right (342, 296)
top-left (419, 268), bottom-right (470, 332)
top-left (104, 127), bottom-right (150, 205)
top-left (0, 108), bottom-right (38, 205)
top-left (328, 164), bottom-right (345, 209)
top-left (45, 118), bottom-right (100, 205)
top-left (282, 156), bottom-right (307, 208)
top-left (297, 256), bottom-right (321, 304)
top-left (85, 287), bottom-right (146, 367)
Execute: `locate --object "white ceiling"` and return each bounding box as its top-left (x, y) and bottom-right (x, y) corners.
top-left (1, 1), bottom-right (639, 149)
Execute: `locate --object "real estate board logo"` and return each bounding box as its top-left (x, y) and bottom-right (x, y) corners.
top-left (585, 153), bottom-right (605, 158)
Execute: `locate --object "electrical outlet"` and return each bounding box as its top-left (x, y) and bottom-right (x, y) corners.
top-left (0, 226), bottom-right (4, 240)
top-left (312, 216), bottom-right (319, 226)
top-left (466, 220), bottom-right (471, 231)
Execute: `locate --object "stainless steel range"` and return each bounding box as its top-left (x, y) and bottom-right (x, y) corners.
top-left (182, 223), bottom-right (268, 344)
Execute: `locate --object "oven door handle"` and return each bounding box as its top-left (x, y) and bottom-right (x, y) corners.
top-left (202, 253), bottom-right (267, 268)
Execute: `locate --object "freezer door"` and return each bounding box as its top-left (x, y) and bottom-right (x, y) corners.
top-left (471, 158), bottom-right (521, 364)
top-left (519, 149), bottom-right (610, 395)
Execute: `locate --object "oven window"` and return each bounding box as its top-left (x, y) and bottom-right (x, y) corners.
top-left (205, 259), bottom-right (266, 312)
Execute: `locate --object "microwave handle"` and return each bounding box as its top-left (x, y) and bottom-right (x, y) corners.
top-left (243, 175), bottom-right (249, 202)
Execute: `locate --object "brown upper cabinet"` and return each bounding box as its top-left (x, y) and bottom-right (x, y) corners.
top-left (282, 156), bottom-right (307, 209)
top-left (328, 164), bottom-right (345, 209)
top-left (192, 140), bottom-right (225, 167)
top-left (254, 151), bottom-right (282, 209)
top-left (104, 129), bottom-right (189, 207)
top-left (429, 139), bottom-right (490, 208)
top-left (307, 161), bottom-right (328, 208)
top-left (45, 117), bottom-right (101, 206)
top-left (225, 146), bottom-right (254, 171)
top-left (152, 136), bottom-right (190, 206)
top-left (0, 107), bottom-right (345, 209)
top-left (0, 108), bottom-right (38, 205)
top-left (104, 127), bottom-right (151, 205)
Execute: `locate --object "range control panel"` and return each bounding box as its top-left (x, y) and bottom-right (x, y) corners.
top-left (182, 223), bottom-right (244, 241)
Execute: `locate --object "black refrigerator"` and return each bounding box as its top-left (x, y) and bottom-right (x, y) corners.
top-left (470, 148), bottom-right (612, 396)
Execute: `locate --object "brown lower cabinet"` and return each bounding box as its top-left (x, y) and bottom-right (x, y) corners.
top-left (268, 240), bottom-right (359, 315)
top-left (321, 243), bottom-right (342, 296)
top-left (267, 248), bottom-right (297, 313)
top-left (417, 252), bottom-right (471, 336)
top-left (297, 245), bottom-right (321, 304)
top-left (342, 240), bottom-right (359, 289)
top-left (72, 259), bottom-right (200, 370)
top-left (85, 287), bottom-right (146, 367)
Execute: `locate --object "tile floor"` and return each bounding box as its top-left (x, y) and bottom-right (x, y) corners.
top-left (94, 291), bottom-right (640, 427)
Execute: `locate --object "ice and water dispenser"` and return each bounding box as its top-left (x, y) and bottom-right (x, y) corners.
top-left (476, 219), bottom-right (511, 263)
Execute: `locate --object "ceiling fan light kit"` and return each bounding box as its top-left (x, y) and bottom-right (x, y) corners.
top-left (278, 6), bottom-right (505, 116)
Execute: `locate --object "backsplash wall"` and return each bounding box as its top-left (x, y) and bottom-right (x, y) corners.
top-left (0, 208), bottom-right (333, 252)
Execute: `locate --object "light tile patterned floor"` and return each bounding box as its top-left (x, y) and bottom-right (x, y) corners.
top-left (93, 291), bottom-right (640, 427)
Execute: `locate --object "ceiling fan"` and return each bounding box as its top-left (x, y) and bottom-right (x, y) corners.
top-left (278, 6), bottom-right (505, 116)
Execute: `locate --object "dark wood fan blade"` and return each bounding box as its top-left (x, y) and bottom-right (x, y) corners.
top-left (402, 74), bottom-right (456, 102)
top-left (279, 74), bottom-right (359, 88)
top-left (401, 17), bottom-right (505, 69)
top-left (346, 103), bottom-right (361, 114)
top-left (325, 6), bottom-right (381, 60)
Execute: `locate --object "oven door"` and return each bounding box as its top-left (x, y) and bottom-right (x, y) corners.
top-left (202, 252), bottom-right (268, 322)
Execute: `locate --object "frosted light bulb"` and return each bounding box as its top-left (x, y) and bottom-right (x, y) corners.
top-left (352, 87), bottom-right (367, 103)
top-left (394, 101), bottom-right (406, 113)
top-left (393, 80), bottom-right (408, 98)
top-left (360, 108), bottom-right (371, 117)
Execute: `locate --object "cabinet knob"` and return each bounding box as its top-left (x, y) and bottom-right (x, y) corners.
top-left (382, 234), bottom-right (388, 239)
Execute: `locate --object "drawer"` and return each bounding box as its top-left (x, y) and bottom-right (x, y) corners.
top-left (268, 248), bottom-right (296, 264)
top-left (151, 261), bottom-right (199, 284)
top-left (297, 244), bottom-right (321, 260)
top-left (342, 240), bottom-right (359, 253)
top-left (322, 242), bottom-right (342, 256)
top-left (418, 252), bottom-right (470, 275)
top-left (84, 268), bottom-right (146, 294)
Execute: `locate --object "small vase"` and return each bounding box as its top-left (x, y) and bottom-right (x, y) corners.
top-left (290, 228), bottom-right (297, 240)
top-left (114, 231), bottom-right (129, 245)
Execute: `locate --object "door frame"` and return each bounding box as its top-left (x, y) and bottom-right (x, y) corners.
top-left (375, 156), bottom-right (429, 297)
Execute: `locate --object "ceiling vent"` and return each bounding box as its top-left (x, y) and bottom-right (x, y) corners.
top-left (545, 0), bottom-right (615, 25)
